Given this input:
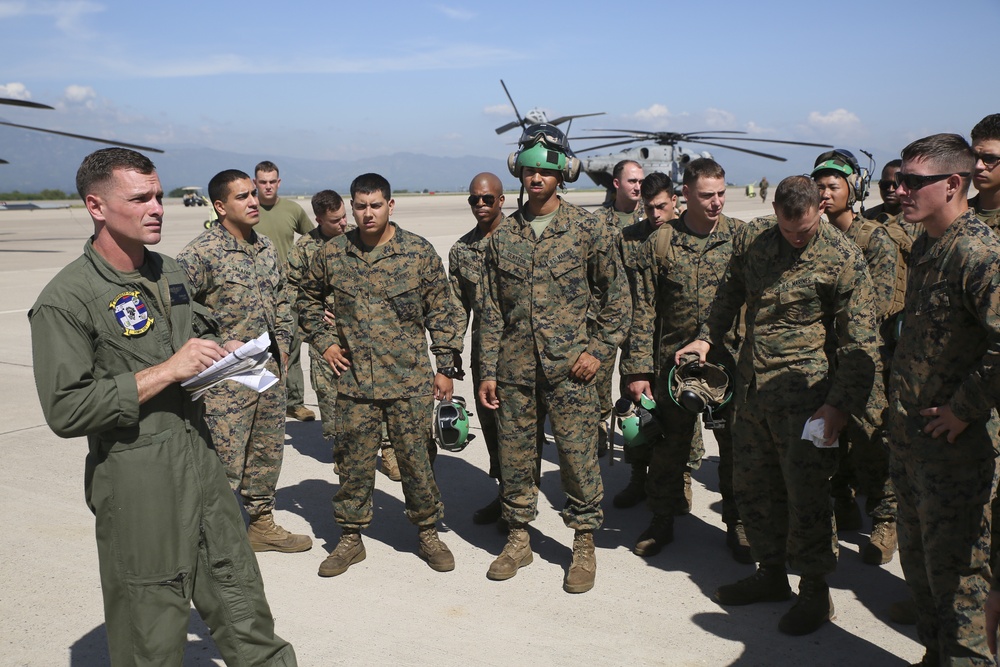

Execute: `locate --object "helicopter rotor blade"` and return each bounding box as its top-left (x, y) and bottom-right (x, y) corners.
top-left (0, 98), bottom-right (55, 110)
top-left (686, 139), bottom-right (788, 161)
top-left (574, 138), bottom-right (644, 153)
top-left (495, 119), bottom-right (522, 135)
top-left (687, 136), bottom-right (833, 149)
top-left (499, 79), bottom-right (525, 131)
top-left (548, 112), bottom-right (606, 126)
top-left (0, 158), bottom-right (9, 164)
top-left (0, 120), bottom-right (165, 153)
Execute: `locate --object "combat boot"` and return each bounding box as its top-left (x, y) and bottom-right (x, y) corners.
top-left (487, 524), bottom-right (533, 580)
top-left (778, 575), bottom-right (834, 635)
top-left (862, 520), bottom-right (897, 565)
top-left (726, 522), bottom-right (753, 564)
top-left (473, 494), bottom-right (503, 525)
top-left (633, 514), bottom-right (674, 557)
top-left (564, 530), bottom-right (597, 594)
top-left (318, 530), bottom-right (365, 577)
top-left (417, 525), bottom-right (455, 572)
top-left (286, 405), bottom-right (316, 421)
top-left (380, 446), bottom-right (402, 482)
top-left (612, 464), bottom-right (647, 509)
top-left (714, 565), bottom-right (791, 605)
top-left (834, 494), bottom-right (863, 531)
top-left (247, 513), bottom-right (313, 553)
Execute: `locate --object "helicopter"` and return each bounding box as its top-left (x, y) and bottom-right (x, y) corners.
top-left (573, 128), bottom-right (833, 200)
top-left (493, 79), bottom-right (606, 137)
top-left (0, 96), bottom-right (163, 164)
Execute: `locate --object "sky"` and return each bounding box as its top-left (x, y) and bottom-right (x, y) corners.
top-left (1, 0), bottom-right (998, 187)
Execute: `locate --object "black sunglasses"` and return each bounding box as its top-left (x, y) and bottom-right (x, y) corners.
top-left (878, 180), bottom-right (897, 190)
top-left (468, 194), bottom-right (497, 206)
top-left (893, 172), bottom-right (971, 191)
top-left (975, 152), bottom-right (1000, 169)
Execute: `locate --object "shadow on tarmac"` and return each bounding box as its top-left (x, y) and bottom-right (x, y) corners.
top-left (71, 610), bottom-right (222, 666)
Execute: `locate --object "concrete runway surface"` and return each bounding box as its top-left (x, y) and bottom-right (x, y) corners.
top-left (0, 188), bottom-right (922, 665)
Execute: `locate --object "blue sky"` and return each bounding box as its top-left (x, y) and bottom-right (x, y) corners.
top-left (1, 0), bottom-right (998, 185)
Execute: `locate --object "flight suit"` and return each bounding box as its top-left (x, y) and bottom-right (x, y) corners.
top-left (30, 241), bottom-right (294, 666)
top-left (480, 199), bottom-right (631, 529)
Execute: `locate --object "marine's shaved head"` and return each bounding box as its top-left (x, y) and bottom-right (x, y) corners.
top-left (469, 172), bottom-right (503, 196)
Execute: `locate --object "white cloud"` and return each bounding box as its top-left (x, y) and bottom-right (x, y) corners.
top-left (484, 104), bottom-right (513, 117)
top-left (633, 104), bottom-right (670, 121)
top-left (745, 120), bottom-right (773, 135)
top-left (62, 84), bottom-right (97, 109)
top-left (703, 108), bottom-right (737, 129)
top-left (434, 4), bottom-right (474, 20)
top-left (0, 82), bottom-right (32, 100)
top-left (0, 1), bottom-right (104, 34)
top-left (808, 108), bottom-right (861, 131)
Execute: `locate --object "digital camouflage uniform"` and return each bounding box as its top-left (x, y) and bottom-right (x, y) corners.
top-left (288, 227), bottom-right (340, 439)
top-left (297, 223), bottom-right (463, 530)
top-left (448, 215), bottom-right (537, 481)
top-left (177, 224), bottom-right (293, 520)
top-left (623, 213), bottom-right (743, 523)
top-left (970, 194), bottom-right (1000, 234)
top-left (593, 203), bottom-right (644, 450)
top-left (831, 216), bottom-right (899, 525)
top-left (887, 210), bottom-right (1000, 665)
top-left (30, 241), bottom-right (295, 666)
top-left (256, 198), bottom-right (315, 409)
top-left (700, 218), bottom-right (878, 577)
top-left (480, 199), bottom-right (631, 529)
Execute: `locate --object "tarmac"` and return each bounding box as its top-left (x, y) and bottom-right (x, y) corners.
top-left (0, 188), bottom-right (924, 666)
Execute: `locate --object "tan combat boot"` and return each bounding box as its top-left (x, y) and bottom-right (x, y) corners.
top-left (247, 514), bottom-right (313, 553)
top-left (862, 520), bottom-right (897, 565)
top-left (487, 525), bottom-right (533, 580)
top-left (417, 526), bottom-right (455, 572)
top-left (564, 530), bottom-right (596, 594)
top-left (318, 531), bottom-right (366, 577)
top-left (380, 446), bottom-right (402, 482)
top-left (286, 405), bottom-right (316, 421)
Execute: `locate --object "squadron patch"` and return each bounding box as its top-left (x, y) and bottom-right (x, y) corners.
top-left (110, 291), bottom-right (153, 336)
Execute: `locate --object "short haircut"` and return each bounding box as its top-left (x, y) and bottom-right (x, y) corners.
top-left (640, 171), bottom-right (674, 200)
top-left (900, 133), bottom-right (975, 196)
top-left (311, 189), bottom-right (344, 216)
top-left (683, 158), bottom-right (725, 187)
top-left (971, 114), bottom-right (1000, 144)
top-left (613, 160), bottom-right (641, 181)
top-left (774, 175), bottom-right (821, 220)
top-left (208, 169), bottom-right (252, 205)
top-left (881, 159), bottom-right (902, 177)
top-left (76, 147), bottom-right (155, 200)
top-left (254, 160), bottom-right (279, 177)
top-left (350, 173), bottom-right (391, 201)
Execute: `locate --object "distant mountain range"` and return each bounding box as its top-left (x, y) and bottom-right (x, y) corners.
top-left (0, 128), bottom-right (525, 195)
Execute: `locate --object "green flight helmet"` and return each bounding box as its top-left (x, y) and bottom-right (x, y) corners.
top-left (614, 395), bottom-right (660, 449)
top-left (434, 396), bottom-right (475, 452)
top-left (668, 354), bottom-right (733, 430)
top-left (516, 141), bottom-right (567, 172)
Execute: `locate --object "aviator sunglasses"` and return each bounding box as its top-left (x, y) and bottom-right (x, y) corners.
top-left (468, 194), bottom-right (497, 206)
top-left (893, 172), bottom-right (971, 191)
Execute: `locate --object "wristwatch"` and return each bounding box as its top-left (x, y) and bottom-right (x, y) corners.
top-left (437, 366), bottom-right (462, 379)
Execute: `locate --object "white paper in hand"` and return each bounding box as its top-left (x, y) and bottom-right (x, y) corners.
top-left (801, 417), bottom-right (839, 448)
top-left (181, 331), bottom-right (279, 400)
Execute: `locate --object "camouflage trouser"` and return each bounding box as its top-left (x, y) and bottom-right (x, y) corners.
top-left (286, 314), bottom-right (306, 407)
top-left (889, 429), bottom-right (998, 664)
top-left (472, 365), bottom-right (502, 480)
top-left (595, 349), bottom-right (615, 444)
top-left (496, 377), bottom-right (603, 530)
top-left (333, 394), bottom-right (443, 530)
top-left (310, 346), bottom-right (338, 440)
top-left (734, 393), bottom-right (839, 576)
top-left (204, 357), bottom-right (286, 520)
top-left (832, 413), bottom-right (896, 521)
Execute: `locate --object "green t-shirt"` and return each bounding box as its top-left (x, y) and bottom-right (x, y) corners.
top-left (255, 198), bottom-right (314, 266)
top-left (527, 210), bottom-right (558, 239)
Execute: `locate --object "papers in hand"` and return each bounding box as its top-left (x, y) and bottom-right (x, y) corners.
top-left (801, 417), bottom-right (839, 448)
top-left (181, 331), bottom-right (278, 400)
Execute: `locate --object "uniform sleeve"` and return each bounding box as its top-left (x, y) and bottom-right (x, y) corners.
top-left (479, 237), bottom-right (502, 382)
top-left (29, 304), bottom-right (140, 439)
top-left (296, 244), bottom-right (338, 355)
top-left (620, 233), bottom-right (656, 376)
top-left (271, 254), bottom-right (294, 353)
top-left (585, 221), bottom-right (631, 363)
top-left (287, 240), bottom-right (308, 305)
top-left (447, 243), bottom-right (472, 338)
top-left (423, 246), bottom-right (464, 368)
top-left (701, 229), bottom-right (747, 345)
top-left (863, 226), bottom-right (899, 321)
top-left (175, 244), bottom-right (204, 298)
top-left (949, 266), bottom-right (1000, 422)
top-left (825, 256), bottom-right (878, 416)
